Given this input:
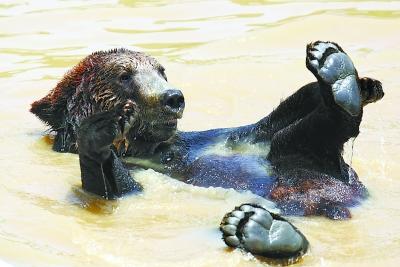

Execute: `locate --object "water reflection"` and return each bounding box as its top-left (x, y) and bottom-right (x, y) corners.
top-left (0, 1), bottom-right (399, 266)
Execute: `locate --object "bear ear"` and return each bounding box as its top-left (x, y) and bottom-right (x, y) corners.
top-left (31, 52), bottom-right (103, 130)
top-left (30, 58), bottom-right (88, 130)
top-left (30, 93), bottom-right (63, 130)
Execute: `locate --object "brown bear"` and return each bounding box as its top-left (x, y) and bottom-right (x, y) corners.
top-left (31, 41), bottom-right (383, 263)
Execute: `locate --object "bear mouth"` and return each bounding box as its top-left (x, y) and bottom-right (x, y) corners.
top-left (130, 114), bottom-right (179, 143)
top-left (154, 118), bottom-right (177, 129)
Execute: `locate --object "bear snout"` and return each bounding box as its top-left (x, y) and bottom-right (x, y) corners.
top-left (161, 89), bottom-right (185, 118)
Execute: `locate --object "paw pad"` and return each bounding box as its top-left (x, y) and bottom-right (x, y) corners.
top-left (220, 204), bottom-right (308, 262)
top-left (306, 41), bottom-right (361, 116)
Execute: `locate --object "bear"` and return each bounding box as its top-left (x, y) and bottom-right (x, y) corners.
top-left (30, 41), bottom-right (383, 263)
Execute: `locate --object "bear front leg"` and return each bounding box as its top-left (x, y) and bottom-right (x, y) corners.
top-left (77, 101), bottom-right (142, 199)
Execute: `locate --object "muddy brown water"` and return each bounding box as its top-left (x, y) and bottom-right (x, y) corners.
top-left (0, 1), bottom-right (399, 266)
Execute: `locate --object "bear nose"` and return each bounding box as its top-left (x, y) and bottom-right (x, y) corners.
top-left (161, 89), bottom-right (185, 113)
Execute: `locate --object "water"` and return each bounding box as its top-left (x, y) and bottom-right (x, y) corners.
top-left (1, 1), bottom-right (400, 266)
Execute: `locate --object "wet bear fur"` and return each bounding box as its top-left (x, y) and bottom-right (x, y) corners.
top-left (30, 47), bottom-right (384, 219)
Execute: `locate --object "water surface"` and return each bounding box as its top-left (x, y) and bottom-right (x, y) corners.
top-left (0, 1), bottom-right (399, 266)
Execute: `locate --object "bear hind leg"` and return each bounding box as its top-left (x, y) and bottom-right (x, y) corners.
top-left (220, 203), bottom-right (309, 264)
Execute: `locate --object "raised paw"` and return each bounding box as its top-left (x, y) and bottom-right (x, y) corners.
top-left (220, 203), bottom-right (308, 263)
top-left (306, 41), bottom-right (361, 116)
top-left (116, 100), bottom-right (138, 136)
top-left (113, 100), bottom-right (138, 155)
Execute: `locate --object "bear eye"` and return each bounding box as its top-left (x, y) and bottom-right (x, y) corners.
top-left (119, 73), bottom-right (131, 83)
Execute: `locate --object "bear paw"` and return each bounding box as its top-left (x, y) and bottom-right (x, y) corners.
top-left (116, 100), bottom-right (138, 136)
top-left (306, 41), bottom-right (361, 116)
top-left (113, 100), bottom-right (138, 155)
top-left (220, 204), bottom-right (308, 262)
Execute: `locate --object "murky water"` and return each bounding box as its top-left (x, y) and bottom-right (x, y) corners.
top-left (0, 1), bottom-right (399, 266)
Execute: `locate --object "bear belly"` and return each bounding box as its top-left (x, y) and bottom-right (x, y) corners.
top-left (185, 154), bottom-right (277, 197)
